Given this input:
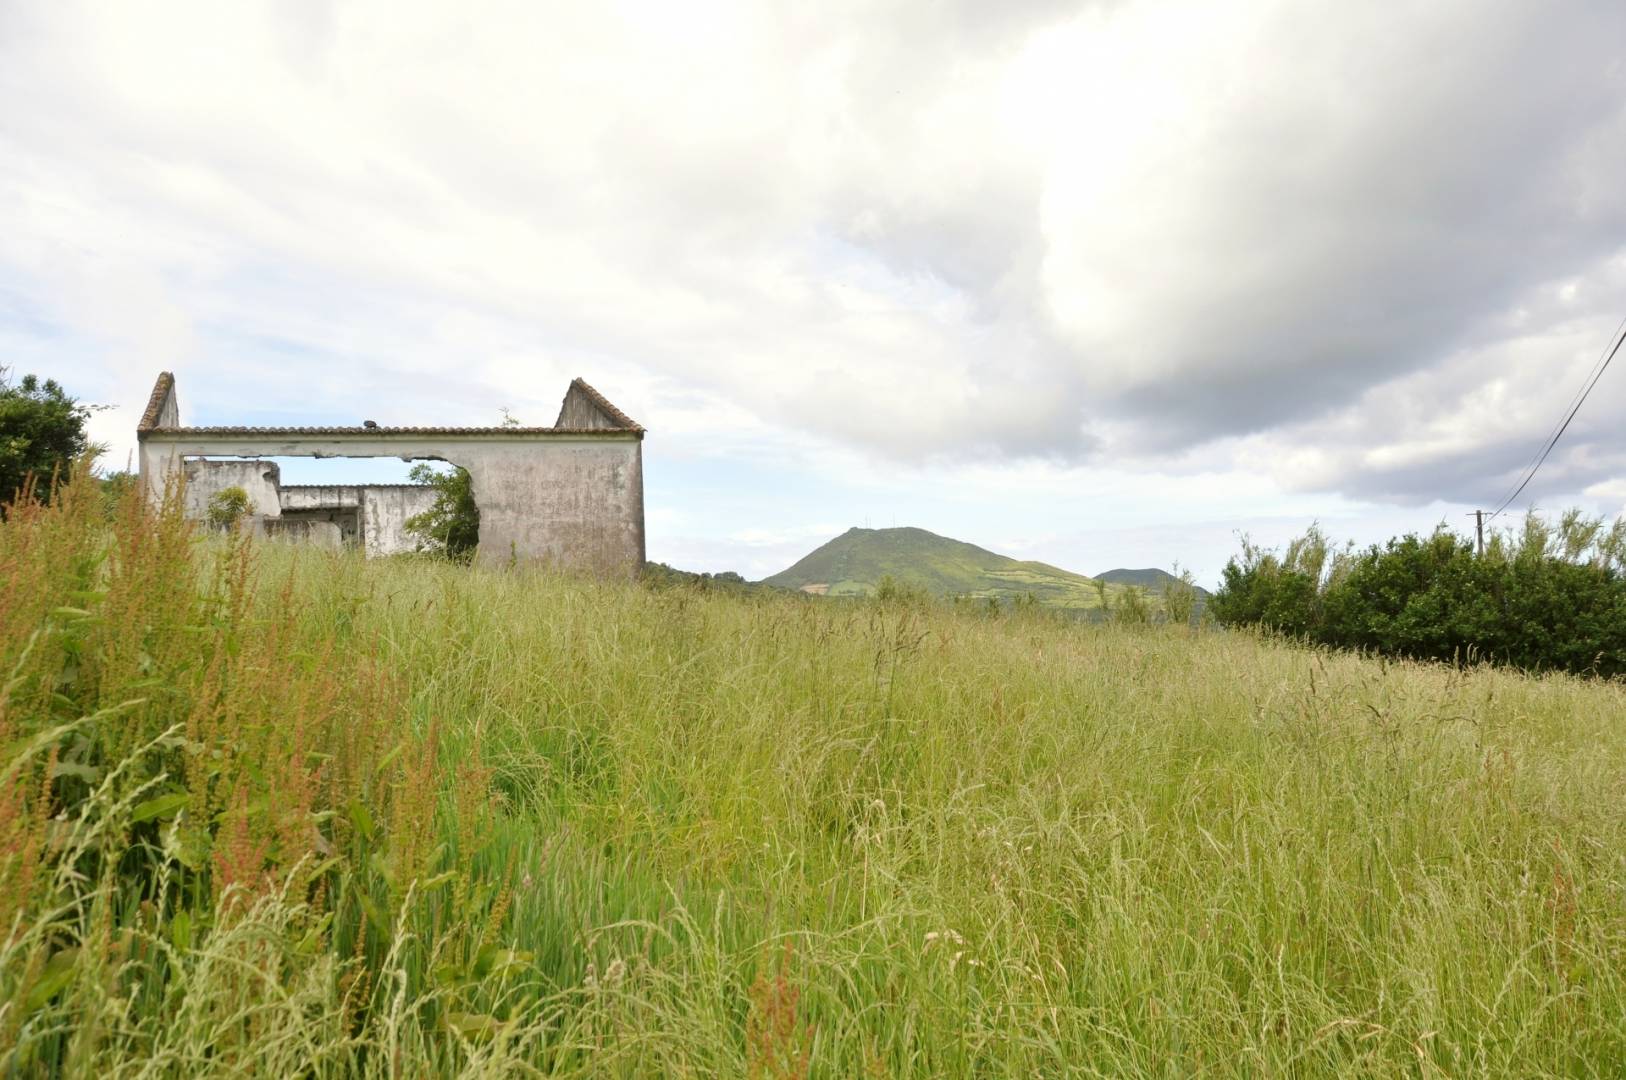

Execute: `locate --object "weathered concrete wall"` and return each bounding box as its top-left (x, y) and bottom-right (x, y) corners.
top-left (261, 519), bottom-right (343, 549)
top-left (153, 391), bottom-right (179, 429)
top-left (555, 384), bottom-right (620, 429)
top-left (182, 459), bottom-right (282, 521)
top-left (461, 441), bottom-right (644, 574)
top-left (278, 484), bottom-right (438, 555)
top-left (148, 375), bottom-right (179, 429)
top-left (360, 486), bottom-right (440, 557)
top-left (141, 432), bottom-right (644, 576)
top-left (278, 486), bottom-right (361, 546)
top-left (140, 442), bottom-right (178, 502)
top-left (278, 486), bottom-right (361, 511)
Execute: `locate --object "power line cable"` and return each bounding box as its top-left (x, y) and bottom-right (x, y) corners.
top-left (1487, 315), bottom-right (1626, 521)
top-left (1488, 323), bottom-right (1622, 519)
top-left (1490, 312), bottom-right (1626, 514)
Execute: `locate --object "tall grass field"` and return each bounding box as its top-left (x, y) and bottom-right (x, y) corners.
top-left (6, 471), bottom-right (1626, 1076)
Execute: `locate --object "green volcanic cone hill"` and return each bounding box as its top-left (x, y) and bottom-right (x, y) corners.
top-left (760, 526), bottom-right (1118, 611)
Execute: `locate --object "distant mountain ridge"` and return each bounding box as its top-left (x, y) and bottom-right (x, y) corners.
top-left (761, 526), bottom-right (1118, 611)
top-left (1093, 567), bottom-right (1212, 598)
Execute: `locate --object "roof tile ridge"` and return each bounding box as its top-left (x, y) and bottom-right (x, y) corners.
top-left (149, 424), bottom-right (637, 435)
top-left (568, 376), bottom-right (644, 432)
top-left (137, 371), bottom-right (175, 433)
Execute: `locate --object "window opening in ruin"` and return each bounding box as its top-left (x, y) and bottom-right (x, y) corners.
top-left (181, 455), bottom-right (455, 557)
top-left (401, 462), bottom-right (479, 562)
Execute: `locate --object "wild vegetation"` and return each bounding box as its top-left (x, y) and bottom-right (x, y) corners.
top-left (204, 485), bottom-right (253, 531)
top-left (0, 368), bottom-right (96, 511)
top-left (7, 463), bottom-right (1626, 1075)
top-left (405, 463), bottom-right (481, 563)
top-left (1211, 514), bottom-right (1626, 676)
top-left (641, 562), bottom-right (758, 594)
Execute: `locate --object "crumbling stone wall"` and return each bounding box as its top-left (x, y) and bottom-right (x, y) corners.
top-left (261, 518), bottom-right (343, 549)
top-left (456, 440), bottom-right (644, 574)
top-left (358, 486), bottom-right (441, 557)
top-left (182, 459), bottom-right (282, 523)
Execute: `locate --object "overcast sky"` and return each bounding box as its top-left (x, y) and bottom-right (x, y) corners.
top-left (6, 0), bottom-right (1626, 585)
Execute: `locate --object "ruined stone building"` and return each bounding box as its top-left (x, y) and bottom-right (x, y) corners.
top-left (137, 372), bottom-right (646, 576)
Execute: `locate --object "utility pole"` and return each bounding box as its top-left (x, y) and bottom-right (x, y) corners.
top-left (1471, 510), bottom-right (1485, 557)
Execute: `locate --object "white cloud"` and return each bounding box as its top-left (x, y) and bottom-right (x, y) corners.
top-left (5, 0), bottom-right (1626, 574)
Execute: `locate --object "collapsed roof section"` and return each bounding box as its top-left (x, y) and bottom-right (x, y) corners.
top-left (135, 373), bottom-right (643, 438)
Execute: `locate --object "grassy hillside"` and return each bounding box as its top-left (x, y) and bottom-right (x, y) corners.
top-left (762, 525), bottom-right (1117, 610)
top-left (10, 477), bottom-right (1626, 1074)
top-left (1094, 566), bottom-right (1211, 597)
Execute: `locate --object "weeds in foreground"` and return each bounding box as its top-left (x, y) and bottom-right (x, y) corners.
top-left (0, 463), bottom-right (520, 1073)
top-left (747, 942), bottom-right (810, 1080)
top-left (5, 461), bottom-right (1626, 1075)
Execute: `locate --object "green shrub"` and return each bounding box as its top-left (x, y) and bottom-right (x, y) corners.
top-left (642, 561), bottom-right (762, 594)
top-left (404, 463), bottom-right (479, 562)
top-left (0, 369), bottom-right (96, 507)
top-left (1161, 565), bottom-right (1202, 627)
top-left (97, 470), bottom-right (137, 521)
top-left (204, 485), bottom-right (252, 530)
top-left (1114, 584), bottom-right (1153, 625)
top-left (874, 573), bottom-right (931, 606)
top-left (1212, 512), bottom-right (1626, 676)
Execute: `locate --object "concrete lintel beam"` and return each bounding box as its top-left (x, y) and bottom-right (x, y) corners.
top-left (137, 432), bottom-right (637, 459)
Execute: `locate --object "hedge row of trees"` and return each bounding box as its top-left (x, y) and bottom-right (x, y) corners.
top-left (1210, 512), bottom-right (1626, 677)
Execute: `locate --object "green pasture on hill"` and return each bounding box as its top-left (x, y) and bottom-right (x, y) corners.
top-left (762, 525), bottom-right (1119, 609)
top-left (7, 474), bottom-right (1626, 1075)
